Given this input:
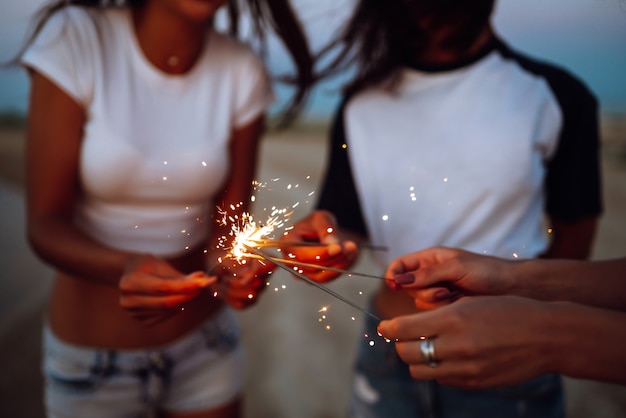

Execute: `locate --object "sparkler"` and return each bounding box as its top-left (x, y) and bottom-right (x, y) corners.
top-left (215, 205), bottom-right (384, 320)
top-left (248, 247), bottom-right (380, 321)
top-left (245, 254), bottom-right (388, 281)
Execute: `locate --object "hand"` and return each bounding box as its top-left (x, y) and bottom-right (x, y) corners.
top-left (280, 210), bottom-right (358, 283)
top-left (211, 258), bottom-right (274, 309)
top-left (119, 254), bottom-right (216, 326)
top-left (385, 247), bottom-right (516, 310)
top-left (378, 296), bottom-right (555, 389)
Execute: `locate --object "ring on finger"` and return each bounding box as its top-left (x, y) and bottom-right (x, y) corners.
top-left (419, 338), bottom-right (438, 368)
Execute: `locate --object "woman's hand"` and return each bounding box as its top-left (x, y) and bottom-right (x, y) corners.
top-left (378, 296), bottom-right (557, 389)
top-left (280, 210), bottom-right (359, 283)
top-left (385, 247), bottom-right (517, 310)
top-left (210, 258), bottom-right (274, 309)
top-left (119, 254), bottom-right (216, 326)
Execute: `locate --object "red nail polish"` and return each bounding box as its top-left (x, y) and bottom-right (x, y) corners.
top-left (394, 273), bottom-right (415, 285)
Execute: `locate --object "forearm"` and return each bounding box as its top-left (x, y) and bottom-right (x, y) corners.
top-left (548, 301), bottom-right (626, 384)
top-left (28, 216), bottom-right (134, 287)
top-left (511, 258), bottom-right (626, 311)
top-left (541, 217), bottom-right (598, 260)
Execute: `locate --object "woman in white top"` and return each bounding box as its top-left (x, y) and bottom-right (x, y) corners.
top-left (286, 0), bottom-right (601, 417)
top-left (17, 0), bottom-right (313, 417)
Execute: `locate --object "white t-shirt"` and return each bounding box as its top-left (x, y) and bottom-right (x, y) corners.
top-left (22, 7), bottom-right (274, 256)
top-left (317, 39), bottom-right (601, 264)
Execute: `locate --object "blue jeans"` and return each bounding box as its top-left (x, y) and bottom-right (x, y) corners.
top-left (43, 308), bottom-right (242, 418)
top-left (349, 304), bottom-right (564, 418)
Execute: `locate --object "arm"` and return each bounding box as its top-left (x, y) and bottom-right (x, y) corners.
top-left (278, 99), bottom-right (363, 283)
top-left (208, 115), bottom-right (275, 308)
top-left (541, 216), bottom-right (598, 259)
top-left (511, 256), bottom-right (626, 310)
top-left (387, 246), bottom-right (626, 311)
top-left (378, 296), bottom-right (626, 388)
top-left (26, 71), bottom-right (131, 286)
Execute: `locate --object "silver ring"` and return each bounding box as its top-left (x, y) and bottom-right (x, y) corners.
top-left (419, 338), bottom-right (438, 368)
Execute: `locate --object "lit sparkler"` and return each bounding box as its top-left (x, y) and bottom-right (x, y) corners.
top-left (218, 208), bottom-right (387, 281)
top-left (213, 180), bottom-right (384, 320)
top-left (215, 213), bottom-right (382, 320)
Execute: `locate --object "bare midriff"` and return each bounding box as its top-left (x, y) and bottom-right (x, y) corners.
top-left (47, 245), bottom-right (223, 349)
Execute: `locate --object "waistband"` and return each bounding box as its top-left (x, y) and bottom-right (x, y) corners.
top-left (43, 307), bottom-right (240, 371)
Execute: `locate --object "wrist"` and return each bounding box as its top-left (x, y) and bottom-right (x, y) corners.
top-left (532, 301), bottom-right (576, 375)
top-left (505, 258), bottom-right (533, 298)
top-left (544, 301), bottom-right (596, 377)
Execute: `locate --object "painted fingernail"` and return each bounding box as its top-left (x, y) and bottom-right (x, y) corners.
top-left (394, 273), bottom-right (415, 285)
top-left (433, 288), bottom-right (452, 302)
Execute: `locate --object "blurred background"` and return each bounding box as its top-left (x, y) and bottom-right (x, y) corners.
top-left (2, 0), bottom-right (626, 118)
top-left (1, 0), bottom-right (625, 417)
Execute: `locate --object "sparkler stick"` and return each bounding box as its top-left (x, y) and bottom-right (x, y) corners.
top-left (248, 239), bottom-right (388, 252)
top-left (248, 247), bottom-right (381, 321)
top-left (253, 241), bottom-right (331, 248)
top-left (245, 254), bottom-right (387, 281)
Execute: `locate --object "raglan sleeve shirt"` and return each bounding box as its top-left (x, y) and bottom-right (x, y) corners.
top-left (316, 98), bottom-right (369, 238)
top-left (542, 68), bottom-right (602, 221)
top-left (317, 73), bottom-right (603, 239)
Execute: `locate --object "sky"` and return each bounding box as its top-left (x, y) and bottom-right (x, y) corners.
top-left (1, 0), bottom-right (625, 118)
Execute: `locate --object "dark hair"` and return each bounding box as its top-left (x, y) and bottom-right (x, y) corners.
top-left (13, 0), bottom-right (314, 126)
top-left (315, 0), bottom-right (495, 97)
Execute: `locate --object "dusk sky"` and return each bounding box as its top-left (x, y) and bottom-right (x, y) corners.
top-left (1, 0), bottom-right (625, 117)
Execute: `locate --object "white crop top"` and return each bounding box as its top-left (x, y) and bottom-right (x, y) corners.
top-left (21, 7), bottom-right (273, 256)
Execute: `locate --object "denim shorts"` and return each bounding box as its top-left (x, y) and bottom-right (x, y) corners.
top-left (349, 301), bottom-right (565, 418)
top-left (43, 308), bottom-right (243, 418)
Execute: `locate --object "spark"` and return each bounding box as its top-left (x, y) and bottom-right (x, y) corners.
top-left (211, 178), bottom-right (384, 320)
top-left (216, 207), bottom-right (293, 262)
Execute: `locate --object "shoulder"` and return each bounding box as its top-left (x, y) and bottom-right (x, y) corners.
top-left (494, 39), bottom-right (597, 108)
top-left (33, 6), bottom-right (118, 48)
top-left (44, 6), bottom-right (104, 33)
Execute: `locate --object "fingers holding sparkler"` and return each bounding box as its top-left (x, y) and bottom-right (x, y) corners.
top-left (281, 210), bottom-right (359, 283)
top-left (119, 254), bottom-right (216, 326)
top-left (209, 257), bottom-right (275, 309)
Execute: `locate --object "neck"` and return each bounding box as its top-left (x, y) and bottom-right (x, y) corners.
top-left (132, 5), bottom-right (208, 74)
top-left (413, 25), bottom-right (495, 68)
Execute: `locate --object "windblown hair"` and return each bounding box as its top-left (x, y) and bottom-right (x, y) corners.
top-left (315, 0), bottom-right (495, 97)
top-left (14, 0), bottom-right (314, 125)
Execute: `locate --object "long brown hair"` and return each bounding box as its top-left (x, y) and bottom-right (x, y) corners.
top-left (315, 0), bottom-right (495, 97)
top-left (13, 0), bottom-right (314, 125)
